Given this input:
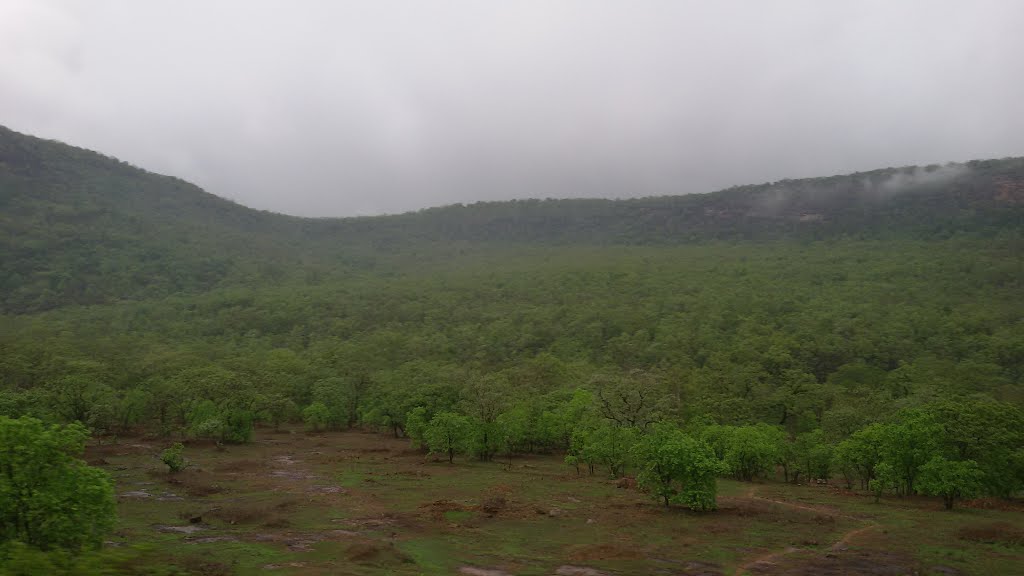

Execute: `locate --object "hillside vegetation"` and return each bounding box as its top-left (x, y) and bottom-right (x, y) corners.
top-left (1, 125), bottom-right (1023, 574)
top-left (3, 125), bottom-right (1023, 313)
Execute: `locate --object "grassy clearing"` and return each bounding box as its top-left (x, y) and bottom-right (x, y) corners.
top-left (88, 429), bottom-right (1024, 575)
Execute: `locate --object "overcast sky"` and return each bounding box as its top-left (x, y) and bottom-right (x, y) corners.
top-left (2, 1), bottom-right (1023, 217)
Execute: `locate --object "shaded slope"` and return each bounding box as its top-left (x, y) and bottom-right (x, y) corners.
top-left (2, 124), bottom-right (1022, 313)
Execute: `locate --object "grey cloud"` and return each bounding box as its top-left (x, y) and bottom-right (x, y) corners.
top-left (1, 1), bottom-right (1023, 216)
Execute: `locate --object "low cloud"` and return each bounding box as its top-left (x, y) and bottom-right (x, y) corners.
top-left (1, 1), bottom-right (1022, 216)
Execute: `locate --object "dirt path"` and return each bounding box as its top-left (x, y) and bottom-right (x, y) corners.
top-left (732, 487), bottom-right (878, 576)
top-left (742, 486), bottom-right (861, 521)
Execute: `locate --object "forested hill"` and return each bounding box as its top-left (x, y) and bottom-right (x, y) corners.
top-left (2, 124), bottom-right (1023, 313)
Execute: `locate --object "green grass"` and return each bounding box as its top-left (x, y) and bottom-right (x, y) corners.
top-left (86, 429), bottom-right (1024, 575)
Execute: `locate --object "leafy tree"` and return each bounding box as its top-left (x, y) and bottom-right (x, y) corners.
top-left (424, 411), bottom-right (472, 463)
top-left (404, 406), bottom-right (431, 448)
top-left (721, 424), bottom-right (785, 482)
top-left (923, 399), bottom-right (1024, 497)
top-left (833, 423), bottom-right (886, 489)
top-left (310, 377), bottom-right (360, 430)
top-left (302, 401), bottom-right (330, 432)
top-left (462, 376), bottom-right (507, 461)
top-left (187, 400), bottom-right (223, 442)
top-left (495, 407), bottom-right (530, 467)
top-left (114, 389), bottom-right (150, 434)
top-left (592, 370), bottom-right (662, 431)
top-left (879, 410), bottom-right (940, 495)
top-left (219, 407), bottom-right (254, 444)
top-left (586, 422), bottom-right (638, 478)
top-left (254, 393), bottom-right (297, 431)
top-left (917, 456), bottom-right (984, 510)
top-left (547, 388), bottom-right (594, 450)
top-left (868, 462), bottom-right (898, 503)
top-left (791, 429), bottom-right (833, 483)
top-left (633, 423), bottom-right (725, 510)
top-left (0, 417), bottom-right (115, 552)
top-left (566, 425), bottom-right (599, 475)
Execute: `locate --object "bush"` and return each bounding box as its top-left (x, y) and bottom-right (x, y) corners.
top-left (303, 402), bottom-right (330, 432)
top-left (160, 443), bottom-right (187, 473)
top-left (0, 416), bottom-right (116, 552)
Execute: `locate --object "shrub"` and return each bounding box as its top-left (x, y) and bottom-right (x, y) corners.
top-left (160, 443), bottom-right (187, 473)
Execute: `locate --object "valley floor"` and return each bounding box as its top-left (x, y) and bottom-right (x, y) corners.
top-left (90, 429), bottom-right (1024, 576)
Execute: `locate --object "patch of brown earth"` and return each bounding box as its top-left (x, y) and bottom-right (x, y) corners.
top-left (766, 548), bottom-right (918, 576)
top-left (555, 566), bottom-right (610, 576)
top-left (212, 459), bottom-right (265, 473)
top-left (960, 498), bottom-right (1024, 513)
top-left (460, 567), bottom-right (513, 576)
top-left (957, 521), bottom-right (1024, 546)
top-left (419, 499), bottom-right (471, 520)
top-left (567, 542), bottom-right (642, 562)
top-left (208, 504), bottom-right (278, 525)
top-left (345, 541), bottom-right (413, 564)
top-left (177, 557), bottom-right (233, 576)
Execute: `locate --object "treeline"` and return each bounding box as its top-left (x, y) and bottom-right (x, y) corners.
top-left (3, 357), bottom-right (1020, 512)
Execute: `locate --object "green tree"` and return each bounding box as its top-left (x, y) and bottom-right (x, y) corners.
top-left (587, 422), bottom-right (638, 478)
top-left (868, 461), bottom-right (898, 503)
top-left (924, 399), bottom-right (1024, 498)
top-left (833, 423), bottom-right (886, 489)
top-left (495, 407), bottom-right (530, 468)
top-left (792, 429), bottom-right (833, 483)
top-left (0, 417), bottom-right (116, 552)
top-left (917, 457), bottom-right (984, 510)
top-left (404, 406), bottom-right (430, 448)
top-left (424, 411), bottom-right (472, 463)
top-left (879, 410), bottom-right (940, 495)
top-left (633, 423), bottom-right (725, 510)
top-left (721, 424), bottom-right (785, 482)
top-left (302, 401), bottom-right (330, 432)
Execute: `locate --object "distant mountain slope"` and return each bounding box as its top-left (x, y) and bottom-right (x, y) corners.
top-left (0, 125), bottom-right (328, 312)
top-left (2, 125), bottom-right (1022, 313)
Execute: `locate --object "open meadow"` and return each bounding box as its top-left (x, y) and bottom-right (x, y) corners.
top-left (91, 429), bottom-right (1024, 576)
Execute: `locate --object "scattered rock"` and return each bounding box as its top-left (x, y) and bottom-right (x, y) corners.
top-left (308, 485), bottom-right (347, 494)
top-left (548, 507), bottom-right (564, 517)
top-left (262, 562), bottom-right (307, 570)
top-left (586, 518), bottom-right (596, 525)
top-left (154, 524), bottom-right (205, 534)
top-left (187, 536), bottom-right (239, 544)
top-left (120, 490), bottom-right (151, 499)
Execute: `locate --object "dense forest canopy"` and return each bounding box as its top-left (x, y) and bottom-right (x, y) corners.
top-left (1, 124), bottom-right (1023, 532)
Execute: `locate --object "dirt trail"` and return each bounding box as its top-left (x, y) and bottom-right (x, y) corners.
top-left (741, 485), bottom-right (867, 521)
top-left (732, 487), bottom-right (878, 576)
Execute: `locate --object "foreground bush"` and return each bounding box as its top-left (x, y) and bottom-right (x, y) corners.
top-left (0, 416), bottom-right (116, 552)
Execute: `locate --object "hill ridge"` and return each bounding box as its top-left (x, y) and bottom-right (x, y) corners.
top-left (2, 124), bottom-right (1023, 313)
